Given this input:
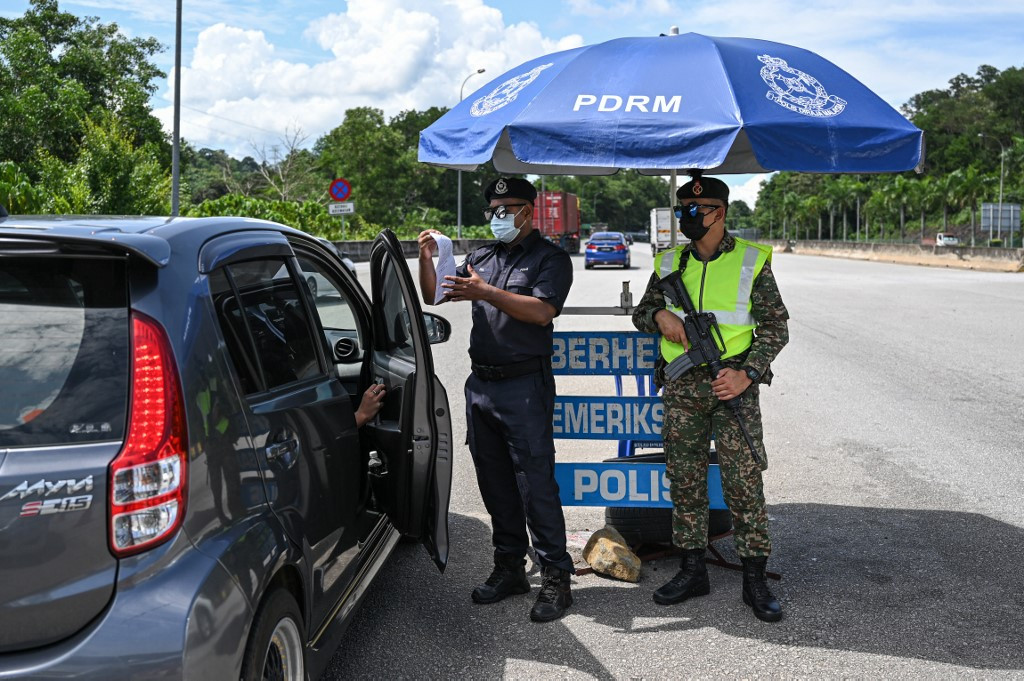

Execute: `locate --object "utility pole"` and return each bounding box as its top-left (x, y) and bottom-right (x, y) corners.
top-left (171, 0), bottom-right (182, 216)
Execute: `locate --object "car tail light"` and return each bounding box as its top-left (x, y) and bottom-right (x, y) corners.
top-left (614, 244), bottom-right (627, 251)
top-left (109, 313), bottom-right (187, 557)
top-left (586, 243), bottom-right (597, 251)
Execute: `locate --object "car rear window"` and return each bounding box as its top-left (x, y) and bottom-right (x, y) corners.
top-left (591, 234), bottom-right (621, 241)
top-left (0, 257), bottom-right (129, 447)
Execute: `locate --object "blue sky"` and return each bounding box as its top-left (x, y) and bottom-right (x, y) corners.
top-left (5, 0), bottom-right (1024, 204)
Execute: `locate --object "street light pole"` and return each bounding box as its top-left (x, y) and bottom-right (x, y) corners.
top-left (457, 68), bottom-right (486, 240)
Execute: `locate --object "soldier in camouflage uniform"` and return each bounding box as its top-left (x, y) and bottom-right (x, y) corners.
top-left (632, 174), bottom-right (789, 622)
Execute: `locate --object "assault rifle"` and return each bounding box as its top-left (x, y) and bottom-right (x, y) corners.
top-left (653, 270), bottom-right (762, 465)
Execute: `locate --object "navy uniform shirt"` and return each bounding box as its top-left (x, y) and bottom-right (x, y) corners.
top-left (455, 230), bottom-right (573, 366)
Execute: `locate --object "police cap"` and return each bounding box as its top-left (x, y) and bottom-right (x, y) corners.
top-left (676, 174), bottom-right (730, 205)
top-left (484, 177), bottom-right (537, 203)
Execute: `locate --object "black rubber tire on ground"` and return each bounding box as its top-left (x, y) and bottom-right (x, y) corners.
top-left (585, 262), bottom-right (593, 269)
top-left (240, 588), bottom-right (306, 681)
top-left (603, 452), bottom-right (732, 546)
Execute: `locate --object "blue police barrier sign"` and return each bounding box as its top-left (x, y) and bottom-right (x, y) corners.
top-left (551, 332), bottom-right (658, 375)
top-left (555, 462), bottom-right (726, 508)
top-left (553, 396), bottom-right (662, 440)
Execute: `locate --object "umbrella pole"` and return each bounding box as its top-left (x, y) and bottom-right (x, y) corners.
top-left (669, 170), bottom-right (678, 248)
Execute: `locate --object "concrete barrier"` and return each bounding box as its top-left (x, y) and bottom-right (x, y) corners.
top-left (764, 240), bottom-right (1024, 273)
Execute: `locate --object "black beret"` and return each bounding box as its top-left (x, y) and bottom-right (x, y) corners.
top-left (676, 175), bottom-right (729, 204)
top-left (484, 177), bottom-right (537, 203)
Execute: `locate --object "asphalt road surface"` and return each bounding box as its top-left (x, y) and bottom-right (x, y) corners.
top-left (324, 244), bottom-right (1024, 679)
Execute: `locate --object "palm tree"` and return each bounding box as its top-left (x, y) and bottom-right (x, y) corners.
top-left (781, 192), bottom-right (800, 241)
top-left (823, 178), bottom-right (847, 241)
top-left (909, 176), bottom-right (937, 243)
top-left (887, 175), bottom-right (914, 242)
top-left (849, 178), bottom-right (870, 241)
top-left (863, 192), bottom-right (889, 241)
top-left (932, 172), bottom-right (960, 233)
top-left (831, 176), bottom-right (856, 240)
top-left (954, 166), bottom-right (989, 246)
top-left (802, 195), bottom-right (827, 240)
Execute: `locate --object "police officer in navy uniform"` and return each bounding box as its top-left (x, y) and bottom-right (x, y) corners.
top-left (417, 177), bottom-right (575, 622)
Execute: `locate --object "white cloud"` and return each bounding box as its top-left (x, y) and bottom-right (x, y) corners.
top-left (726, 173), bottom-right (772, 209)
top-left (154, 0), bottom-right (583, 157)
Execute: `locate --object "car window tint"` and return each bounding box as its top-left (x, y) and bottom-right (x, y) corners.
top-left (211, 259), bottom-right (323, 394)
top-left (0, 257), bottom-right (129, 447)
top-left (379, 258), bottom-right (416, 363)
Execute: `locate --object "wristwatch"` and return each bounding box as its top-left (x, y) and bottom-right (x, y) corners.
top-left (741, 365), bottom-right (761, 383)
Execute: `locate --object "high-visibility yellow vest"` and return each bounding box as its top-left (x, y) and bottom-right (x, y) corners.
top-left (653, 237), bottom-right (772, 364)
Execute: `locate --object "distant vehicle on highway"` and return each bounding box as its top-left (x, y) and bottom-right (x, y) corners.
top-left (585, 231), bottom-right (631, 269)
top-left (935, 233), bottom-right (960, 246)
top-left (650, 207), bottom-right (687, 255)
top-left (0, 215), bottom-right (453, 680)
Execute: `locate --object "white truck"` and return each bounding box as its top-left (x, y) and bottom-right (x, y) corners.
top-left (649, 207), bottom-right (688, 255)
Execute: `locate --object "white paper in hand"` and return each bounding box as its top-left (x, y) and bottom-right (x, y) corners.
top-left (431, 233), bottom-right (456, 304)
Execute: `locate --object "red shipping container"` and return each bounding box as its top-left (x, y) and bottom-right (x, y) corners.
top-left (533, 191), bottom-right (581, 253)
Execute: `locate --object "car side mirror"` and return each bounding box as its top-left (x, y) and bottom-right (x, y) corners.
top-left (422, 312), bottom-right (451, 344)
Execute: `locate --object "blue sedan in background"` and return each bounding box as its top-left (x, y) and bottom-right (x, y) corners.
top-left (584, 232), bottom-right (631, 269)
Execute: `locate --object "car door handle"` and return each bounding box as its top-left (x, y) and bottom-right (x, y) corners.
top-left (266, 439), bottom-right (298, 463)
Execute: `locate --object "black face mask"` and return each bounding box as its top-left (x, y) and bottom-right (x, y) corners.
top-left (674, 203), bottom-right (714, 241)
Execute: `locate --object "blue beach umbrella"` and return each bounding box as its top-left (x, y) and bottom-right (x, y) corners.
top-left (419, 34), bottom-right (923, 175)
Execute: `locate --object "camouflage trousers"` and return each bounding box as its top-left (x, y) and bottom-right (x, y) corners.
top-left (662, 369), bottom-right (771, 558)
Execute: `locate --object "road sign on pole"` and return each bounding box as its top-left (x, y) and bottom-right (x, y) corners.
top-left (329, 178), bottom-right (352, 202)
top-left (328, 202), bottom-right (355, 216)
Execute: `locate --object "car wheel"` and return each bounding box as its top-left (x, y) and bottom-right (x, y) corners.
top-left (241, 589), bottom-right (305, 681)
top-left (585, 262), bottom-right (593, 269)
top-left (306, 276), bottom-right (318, 299)
top-left (602, 452), bottom-right (732, 545)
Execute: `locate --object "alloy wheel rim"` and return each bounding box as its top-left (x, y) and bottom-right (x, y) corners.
top-left (262, 617), bottom-right (303, 681)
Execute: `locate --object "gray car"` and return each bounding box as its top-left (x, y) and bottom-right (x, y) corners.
top-left (0, 215), bottom-right (453, 680)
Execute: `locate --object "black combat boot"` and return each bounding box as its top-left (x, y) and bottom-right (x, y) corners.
top-left (741, 556), bottom-right (782, 622)
top-left (472, 554), bottom-right (531, 604)
top-left (529, 566), bottom-right (573, 622)
top-left (652, 548), bottom-right (710, 605)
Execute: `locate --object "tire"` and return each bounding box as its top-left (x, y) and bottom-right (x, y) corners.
top-left (241, 589), bottom-right (305, 681)
top-left (585, 262), bottom-right (593, 269)
top-left (602, 452), bottom-right (732, 545)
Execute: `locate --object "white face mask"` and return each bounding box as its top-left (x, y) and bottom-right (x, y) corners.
top-left (488, 203), bottom-right (527, 243)
top-left (489, 214), bottom-right (521, 243)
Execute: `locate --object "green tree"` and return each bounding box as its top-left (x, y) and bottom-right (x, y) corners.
top-left (908, 176), bottom-right (938, 243)
top-left (36, 113), bottom-right (170, 214)
top-left (952, 166), bottom-right (988, 246)
top-left (0, 0), bottom-right (167, 177)
top-left (0, 161), bottom-right (44, 213)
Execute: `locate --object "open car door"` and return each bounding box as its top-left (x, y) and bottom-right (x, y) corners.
top-left (364, 229), bottom-right (453, 571)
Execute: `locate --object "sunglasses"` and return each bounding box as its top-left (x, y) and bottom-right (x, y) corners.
top-left (483, 203), bottom-right (531, 220)
top-left (673, 203), bottom-right (721, 219)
